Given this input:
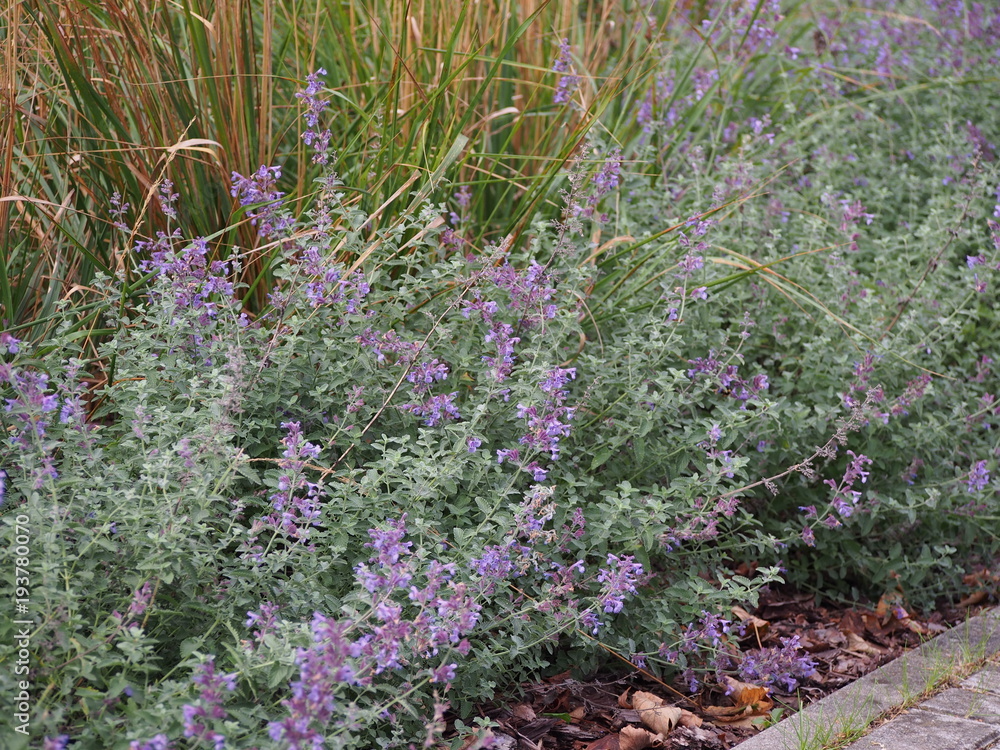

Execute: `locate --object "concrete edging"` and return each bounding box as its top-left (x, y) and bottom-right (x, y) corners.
top-left (735, 608), bottom-right (1000, 750)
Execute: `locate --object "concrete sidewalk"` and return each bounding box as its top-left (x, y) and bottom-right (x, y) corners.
top-left (736, 608), bottom-right (1000, 750)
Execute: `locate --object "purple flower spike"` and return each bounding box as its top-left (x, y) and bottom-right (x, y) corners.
top-left (596, 554), bottom-right (644, 614)
top-left (967, 460), bottom-right (990, 493)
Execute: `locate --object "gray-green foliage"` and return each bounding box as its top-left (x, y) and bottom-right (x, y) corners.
top-left (2, 1), bottom-right (1000, 748)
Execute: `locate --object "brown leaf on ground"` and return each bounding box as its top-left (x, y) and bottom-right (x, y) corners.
top-left (839, 609), bottom-right (866, 636)
top-left (958, 590), bottom-right (988, 608)
top-left (702, 677), bottom-right (773, 724)
top-left (626, 691), bottom-right (682, 735)
top-left (667, 726), bottom-right (727, 748)
top-left (721, 677), bottom-right (770, 709)
top-left (619, 725), bottom-right (666, 750)
top-left (511, 704), bottom-right (537, 721)
top-left (845, 631), bottom-right (885, 656)
top-left (585, 733), bottom-right (620, 750)
top-left (800, 625), bottom-right (846, 652)
top-left (732, 606), bottom-right (770, 642)
top-left (875, 590), bottom-right (907, 621)
top-left (679, 709), bottom-right (704, 728)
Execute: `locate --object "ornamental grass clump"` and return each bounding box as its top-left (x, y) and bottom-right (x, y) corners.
top-left (2, 1), bottom-right (1000, 748)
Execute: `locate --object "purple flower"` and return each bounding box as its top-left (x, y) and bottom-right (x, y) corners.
top-left (552, 39), bottom-right (580, 104)
top-left (246, 601), bottom-right (281, 644)
top-left (539, 367), bottom-right (576, 396)
top-left (677, 254), bottom-right (704, 277)
top-left (1, 331), bottom-right (21, 354)
top-left (526, 462), bottom-right (548, 481)
top-left (182, 658), bottom-right (236, 750)
top-left (157, 179), bottom-right (179, 220)
top-left (230, 165), bottom-right (293, 238)
top-left (496, 448), bottom-right (519, 465)
top-left (406, 359), bottom-right (450, 392)
top-left (129, 736), bottom-right (171, 750)
top-left (592, 149), bottom-right (622, 196)
top-left (466, 436), bottom-right (482, 453)
top-left (470, 541), bottom-right (520, 584)
top-left (967, 460), bottom-right (990, 493)
top-left (110, 191), bottom-right (131, 231)
top-left (296, 69), bottom-right (333, 164)
top-left (596, 554), bottom-right (644, 614)
top-left (801, 527), bottom-right (816, 546)
top-left (127, 581), bottom-right (154, 621)
top-left (739, 635), bottom-right (816, 692)
top-left (399, 392), bottom-right (461, 427)
top-left (431, 662), bottom-right (457, 683)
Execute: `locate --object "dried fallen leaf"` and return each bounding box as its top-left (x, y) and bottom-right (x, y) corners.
top-left (732, 606), bottom-right (770, 642)
top-left (958, 590), bottom-right (988, 608)
top-left (703, 677), bottom-right (773, 723)
top-left (628, 691), bottom-right (682, 735)
top-left (875, 590), bottom-right (909, 622)
top-left (723, 676), bottom-right (770, 708)
top-left (585, 734), bottom-right (620, 750)
top-left (511, 704), bottom-right (537, 721)
top-left (570, 706), bottom-right (587, 721)
top-left (845, 631), bottom-right (884, 656)
top-left (619, 725), bottom-right (666, 750)
top-left (679, 709), bottom-right (703, 728)
top-left (839, 609), bottom-right (866, 636)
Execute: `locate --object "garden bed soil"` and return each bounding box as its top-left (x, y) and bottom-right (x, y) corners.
top-left (467, 580), bottom-right (997, 750)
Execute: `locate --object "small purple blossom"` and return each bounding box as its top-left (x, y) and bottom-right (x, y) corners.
top-left (230, 165), bottom-right (293, 238)
top-left (739, 635), bottom-right (816, 691)
top-left (246, 601), bottom-right (281, 644)
top-left (430, 662), bottom-right (457, 683)
top-left (596, 554), bottom-right (644, 614)
top-left (497, 448), bottom-right (519, 465)
top-left (592, 148), bottom-right (622, 196)
top-left (400, 392), bottom-right (461, 427)
top-left (552, 39), bottom-right (581, 104)
top-left (182, 657), bottom-right (236, 750)
top-left (110, 191), bottom-right (131, 231)
top-left (129, 736), bottom-right (172, 750)
top-left (967, 460), bottom-right (990, 493)
top-left (296, 69), bottom-right (333, 164)
top-left (127, 581), bottom-right (154, 622)
top-left (2, 331), bottom-right (22, 354)
top-left (677, 253), bottom-right (704, 277)
top-left (470, 540), bottom-right (522, 585)
top-left (406, 359), bottom-right (450, 392)
top-left (157, 179), bottom-right (179, 220)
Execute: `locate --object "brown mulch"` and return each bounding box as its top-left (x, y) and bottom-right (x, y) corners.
top-left (462, 574), bottom-right (998, 750)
